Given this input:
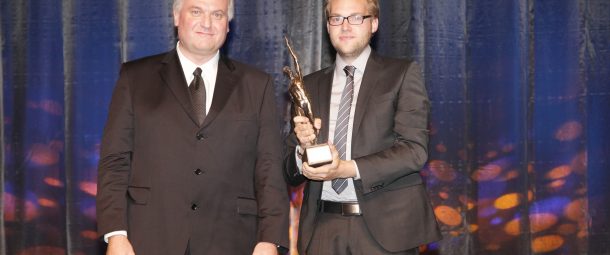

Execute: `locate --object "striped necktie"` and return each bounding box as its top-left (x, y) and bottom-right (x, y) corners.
top-left (331, 65), bottom-right (355, 194)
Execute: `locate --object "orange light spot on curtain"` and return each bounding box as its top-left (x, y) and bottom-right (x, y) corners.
top-left (458, 195), bottom-right (476, 210)
top-left (79, 181), bottom-right (97, 196)
top-left (3, 193), bottom-right (39, 222)
top-left (530, 213), bottom-right (558, 233)
top-left (548, 179), bottom-right (566, 189)
top-left (434, 205), bottom-right (462, 226)
top-left (494, 193), bottom-right (520, 209)
top-left (467, 202), bottom-right (475, 210)
top-left (571, 151), bottom-right (587, 174)
top-left (546, 165), bottom-right (571, 179)
top-left (577, 229), bottom-right (588, 238)
top-left (29, 143), bottom-right (60, 166)
top-left (504, 218), bottom-right (520, 235)
top-left (532, 235), bottom-right (564, 253)
top-left (500, 169), bottom-right (519, 181)
top-left (3, 193), bottom-right (16, 221)
top-left (435, 143), bottom-right (447, 153)
top-left (558, 223), bottom-right (577, 235)
top-left (471, 164), bottom-right (502, 181)
top-left (554, 121), bottom-right (582, 141)
top-left (38, 198), bottom-right (58, 208)
top-left (428, 160), bottom-right (457, 182)
top-left (44, 177), bottom-right (64, 187)
top-left (575, 187), bottom-right (587, 195)
top-left (564, 199), bottom-right (586, 221)
top-left (469, 224), bottom-right (479, 233)
top-left (81, 230), bottom-right (98, 240)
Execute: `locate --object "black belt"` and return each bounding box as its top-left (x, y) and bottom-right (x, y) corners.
top-left (320, 200), bottom-right (362, 216)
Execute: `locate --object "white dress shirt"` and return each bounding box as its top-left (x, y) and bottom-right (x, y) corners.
top-left (176, 41), bottom-right (219, 114)
top-left (295, 46), bottom-right (372, 202)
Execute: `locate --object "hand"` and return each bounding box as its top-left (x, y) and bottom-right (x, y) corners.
top-left (106, 235), bottom-right (135, 255)
top-left (293, 116), bottom-right (321, 148)
top-left (302, 143), bottom-right (356, 181)
top-left (252, 242), bottom-right (278, 255)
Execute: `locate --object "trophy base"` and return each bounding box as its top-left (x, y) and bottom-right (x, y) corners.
top-left (303, 144), bottom-right (333, 167)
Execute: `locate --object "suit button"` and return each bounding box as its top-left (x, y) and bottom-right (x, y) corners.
top-left (196, 134), bottom-right (205, 140)
top-left (191, 204), bottom-right (198, 210)
top-left (194, 169), bottom-right (203, 175)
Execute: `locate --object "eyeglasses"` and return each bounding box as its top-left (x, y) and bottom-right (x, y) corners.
top-left (327, 15), bottom-right (373, 26)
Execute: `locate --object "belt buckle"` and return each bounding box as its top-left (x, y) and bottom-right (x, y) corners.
top-left (341, 203), bottom-right (361, 216)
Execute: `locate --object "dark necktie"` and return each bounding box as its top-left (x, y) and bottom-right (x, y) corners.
top-left (189, 67), bottom-right (206, 125)
top-left (331, 65), bottom-right (355, 194)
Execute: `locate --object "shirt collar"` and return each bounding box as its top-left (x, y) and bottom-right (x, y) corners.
top-left (335, 45), bottom-right (371, 76)
top-left (176, 41), bottom-right (220, 78)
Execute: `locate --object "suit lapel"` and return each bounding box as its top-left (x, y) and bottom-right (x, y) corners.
top-left (160, 50), bottom-right (200, 126)
top-left (201, 55), bottom-right (237, 128)
top-left (352, 52), bottom-right (382, 140)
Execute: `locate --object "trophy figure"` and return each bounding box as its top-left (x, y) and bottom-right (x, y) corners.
top-left (283, 36), bottom-right (332, 167)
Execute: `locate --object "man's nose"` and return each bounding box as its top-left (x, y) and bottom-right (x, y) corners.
top-left (340, 20), bottom-right (351, 31)
top-left (199, 13), bottom-right (212, 28)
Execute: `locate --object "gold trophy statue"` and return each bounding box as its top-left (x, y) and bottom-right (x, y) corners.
top-left (283, 36), bottom-right (332, 167)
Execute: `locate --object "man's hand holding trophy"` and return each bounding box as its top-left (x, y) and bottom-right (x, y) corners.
top-left (283, 36), bottom-right (333, 167)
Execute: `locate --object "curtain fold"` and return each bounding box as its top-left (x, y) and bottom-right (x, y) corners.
top-left (1, 0), bottom-right (609, 254)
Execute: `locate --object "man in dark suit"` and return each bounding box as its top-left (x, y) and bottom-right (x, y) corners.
top-left (284, 0), bottom-right (441, 254)
top-left (96, 0), bottom-right (289, 254)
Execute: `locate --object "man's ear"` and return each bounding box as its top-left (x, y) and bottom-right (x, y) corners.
top-left (371, 17), bottom-right (379, 33)
top-left (173, 11), bottom-right (180, 27)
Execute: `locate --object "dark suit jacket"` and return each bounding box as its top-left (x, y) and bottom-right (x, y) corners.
top-left (284, 51), bottom-right (441, 253)
top-left (97, 49), bottom-right (289, 254)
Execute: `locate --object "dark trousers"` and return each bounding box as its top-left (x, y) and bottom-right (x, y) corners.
top-left (306, 212), bottom-right (419, 255)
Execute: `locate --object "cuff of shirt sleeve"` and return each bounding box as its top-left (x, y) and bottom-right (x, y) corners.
top-left (104, 230), bottom-right (127, 243)
top-left (352, 160), bottom-right (361, 180)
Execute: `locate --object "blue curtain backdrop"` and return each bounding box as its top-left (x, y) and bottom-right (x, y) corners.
top-left (1, 0), bottom-right (609, 254)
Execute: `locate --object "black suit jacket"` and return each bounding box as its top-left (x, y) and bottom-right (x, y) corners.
top-left (284, 51), bottom-right (441, 253)
top-left (97, 49), bottom-right (289, 254)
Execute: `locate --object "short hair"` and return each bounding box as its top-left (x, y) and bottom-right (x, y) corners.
top-left (324, 0), bottom-right (380, 18)
top-left (173, 0), bottom-right (234, 21)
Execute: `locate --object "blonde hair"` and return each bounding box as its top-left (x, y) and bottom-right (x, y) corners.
top-left (324, 0), bottom-right (379, 18)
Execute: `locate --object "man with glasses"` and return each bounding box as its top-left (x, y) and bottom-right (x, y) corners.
top-left (97, 0), bottom-right (289, 254)
top-left (284, 0), bottom-right (441, 254)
